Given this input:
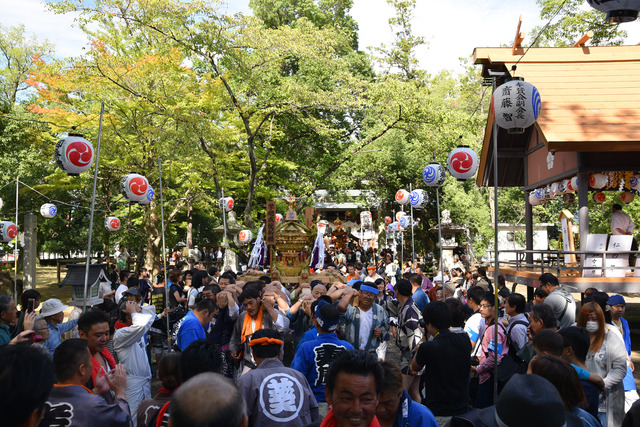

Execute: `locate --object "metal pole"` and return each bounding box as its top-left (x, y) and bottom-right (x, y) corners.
top-left (13, 176), bottom-right (18, 301)
top-left (82, 102), bottom-right (104, 312)
top-left (221, 188), bottom-right (228, 272)
top-left (436, 187), bottom-right (443, 280)
top-left (158, 156), bottom-right (171, 348)
top-left (492, 76), bottom-right (501, 402)
top-left (410, 183), bottom-right (415, 268)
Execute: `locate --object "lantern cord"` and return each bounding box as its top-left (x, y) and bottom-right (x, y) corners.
top-left (513, 0), bottom-right (569, 70)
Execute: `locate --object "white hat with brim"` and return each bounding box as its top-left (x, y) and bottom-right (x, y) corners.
top-left (40, 298), bottom-right (69, 318)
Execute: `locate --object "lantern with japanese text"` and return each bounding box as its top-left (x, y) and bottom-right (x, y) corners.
top-left (138, 186), bottom-right (155, 206)
top-left (238, 229), bottom-right (253, 244)
top-left (567, 176), bottom-right (579, 192)
top-left (54, 134), bottom-right (95, 176)
top-left (550, 182), bottom-right (561, 198)
top-left (121, 174), bottom-right (149, 203)
top-left (491, 78), bottom-right (541, 134)
top-left (557, 180), bottom-right (568, 194)
top-left (529, 191), bottom-right (543, 206)
top-left (360, 211), bottom-right (372, 227)
top-left (589, 173), bottom-right (607, 189)
top-left (422, 163), bottom-right (446, 187)
top-left (593, 192), bottom-right (606, 204)
top-left (446, 146), bottom-right (479, 180)
top-left (384, 216), bottom-right (392, 224)
top-left (630, 175), bottom-right (640, 191)
top-left (40, 203), bottom-right (57, 219)
top-left (587, 0), bottom-right (640, 23)
top-left (218, 197), bottom-right (234, 212)
top-left (275, 213), bottom-right (283, 224)
top-left (395, 189), bottom-right (410, 205)
top-left (0, 221), bottom-right (17, 242)
top-left (621, 191), bottom-right (635, 204)
top-left (396, 211), bottom-right (406, 222)
top-left (399, 215), bottom-right (412, 229)
top-left (409, 189), bottom-right (428, 210)
top-left (105, 216), bottom-right (120, 232)
top-left (543, 186), bottom-right (554, 200)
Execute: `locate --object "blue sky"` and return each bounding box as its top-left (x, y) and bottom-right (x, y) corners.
top-left (1, 0), bottom-right (638, 74)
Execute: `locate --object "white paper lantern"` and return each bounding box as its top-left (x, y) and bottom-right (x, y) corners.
top-left (121, 174), bottom-right (150, 203)
top-left (395, 211), bottom-right (406, 222)
top-left (317, 221), bottom-right (328, 235)
top-left (384, 216), bottom-right (392, 224)
top-left (54, 134), bottom-right (95, 176)
top-left (534, 188), bottom-right (545, 201)
top-left (389, 222), bottom-right (399, 231)
top-left (529, 191), bottom-right (543, 206)
top-left (567, 176), bottom-right (579, 192)
top-left (621, 191), bottom-right (635, 204)
top-left (446, 146), bottom-right (479, 180)
top-left (492, 79), bottom-right (541, 134)
top-left (587, 0), bottom-right (640, 23)
top-left (409, 189), bottom-right (429, 210)
top-left (238, 229), bottom-right (253, 244)
top-left (0, 221), bottom-right (17, 242)
top-left (544, 186), bottom-right (554, 200)
top-left (559, 179), bottom-right (570, 194)
top-left (630, 175), bottom-right (640, 190)
top-left (105, 216), bottom-right (121, 232)
top-left (589, 173), bottom-right (607, 189)
top-left (40, 203), bottom-right (57, 218)
top-left (138, 185), bottom-right (155, 205)
top-left (593, 192), bottom-right (606, 204)
top-left (275, 213), bottom-right (283, 224)
top-left (360, 211), bottom-right (372, 227)
top-left (395, 189), bottom-right (410, 205)
top-left (550, 182), bottom-right (561, 198)
top-left (399, 215), bottom-right (412, 228)
top-left (218, 197), bottom-right (234, 212)
top-left (422, 163), bottom-right (446, 187)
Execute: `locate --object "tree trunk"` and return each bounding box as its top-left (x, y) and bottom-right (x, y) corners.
top-left (144, 207), bottom-right (162, 276)
top-left (187, 200), bottom-right (193, 249)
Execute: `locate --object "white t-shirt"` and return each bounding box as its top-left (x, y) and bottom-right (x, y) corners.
top-left (359, 307), bottom-right (373, 350)
top-left (464, 312), bottom-right (484, 347)
top-left (115, 284), bottom-right (128, 303)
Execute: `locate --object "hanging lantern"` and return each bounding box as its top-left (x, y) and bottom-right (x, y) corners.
top-left (218, 197), bottom-right (234, 212)
top-left (360, 211), bottom-right (372, 227)
top-left (586, 0), bottom-right (640, 23)
top-left (399, 215), bottom-right (412, 229)
top-left (630, 174), bottom-right (640, 190)
top-left (105, 216), bottom-right (121, 232)
top-left (621, 191), bottom-right (635, 204)
top-left (396, 211), bottom-right (406, 222)
top-left (543, 185), bottom-right (554, 200)
top-left (557, 180), bottom-right (568, 194)
top-left (422, 163), bottom-right (446, 187)
top-left (563, 193), bottom-right (575, 204)
top-left (120, 173), bottom-right (150, 203)
top-left (529, 191), bottom-right (543, 206)
top-left (534, 188), bottom-right (545, 201)
top-left (384, 216), bottom-right (392, 224)
top-left (389, 222), bottom-right (399, 232)
top-left (446, 146), bottom-right (479, 180)
top-left (593, 192), bottom-right (606, 204)
top-left (0, 221), bottom-right (17, 242)
top-left (491, 78), bottom-right (541, 134)
top-left (317, 220), bottom-right (328, 236)
top-left (395, 189), bottom-right (410, 205)
top-left (54, 134), bottom-right (95, 176)
top-left (238, 229), bottom-right (253, 244)
top-left (550, 182), bottom-right (561, 198)
top-left (275, 213), bottom-right (283, 224)
top-left (138, 185), bottom-right (155, 206)
top-left (567, 176), bottom-right (578, 192)
top-left (589, 173), bottom-right (607, 189)
top-left (409, 189), bottom-right (429, 210)
top-left (40, 203), bottom-right (57, 219)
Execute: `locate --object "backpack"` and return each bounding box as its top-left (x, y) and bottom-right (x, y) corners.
top-left (496, 320), bottom-right (528, 385)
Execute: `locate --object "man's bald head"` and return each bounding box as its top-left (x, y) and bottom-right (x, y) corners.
top-left (170, 373), bottom-right (247, 427)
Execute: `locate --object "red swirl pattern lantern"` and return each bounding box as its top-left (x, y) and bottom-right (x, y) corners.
top-left (54, 134), bottom-right (95, 176)
top-left (395, 189), bottom-right (410, 205)
top-left (621, 191), bottom-right (635, 204)
top-left (446, 146), bottom-right (479, 180)
top-left (589, 173), bottom-right (607, 189)
top-left (0, 221), bottom-right (17, 242)
top-left (218, 197), bottom-right (234, 212)
top-left (275, 213), bottom-right (283, 224)
top-left (238, 229), bottom-right (253, 244)
top-left (593, 192), bottom-right (606, 204)
top-left (384, 216), bottom-right (392, 224)
top-left (121, 174), bottom-right (150, 203)
top-left (105, 216), bottom-right (120, 232)
top-left (567, 176), bottom-right (578, 192)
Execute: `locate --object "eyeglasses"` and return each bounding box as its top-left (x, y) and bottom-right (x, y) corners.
top-left (479, 304), bottom-right (492, 309)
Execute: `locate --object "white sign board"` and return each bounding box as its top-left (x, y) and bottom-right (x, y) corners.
top-left (606, 235), bottom-right (632, 278)
top-left (561, 218), bottom-right (571, 264)
top-left (583, 234), bottom-right (608, 277)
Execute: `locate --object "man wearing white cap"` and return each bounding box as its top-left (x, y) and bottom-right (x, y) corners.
top-left (41, 298), bottom-right (78, 357)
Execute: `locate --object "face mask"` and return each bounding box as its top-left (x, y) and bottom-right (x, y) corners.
top-left (585, 320), bottom-right (599, 333)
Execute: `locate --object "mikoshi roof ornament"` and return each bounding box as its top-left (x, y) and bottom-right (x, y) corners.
top-left (0, 221), bottom-right (17, 242)
top-left (446, 146), bottom-right (479, 181)
top-left (422, 163), bottom-right (446, 187)
top-left (491, 78), bottom-right (541, 134)
top-left (219, 197), bottom-right (234, 212)
top-left (121, 173), bottom-right (150, 203)
top-left (395, 189), bottom-right (410, 205)
top-left (55, 134), bottom-right (95, 176)
top-left (587, 0), bottom-right (640, 23)
top-left (409, 189), bottom-right (428, 210)
top-left (105, 216), bottom-right (121, 232)
top-left (40, 203), bottom-right (57, 218)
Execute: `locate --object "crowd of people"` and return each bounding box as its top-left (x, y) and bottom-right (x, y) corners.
top-left (2, 253), bottom-right (640, 427)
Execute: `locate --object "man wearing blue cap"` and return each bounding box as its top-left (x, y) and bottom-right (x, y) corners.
top-left (291, 301), bottom-right (354, 418)
top-left (609, 294), bottom-right (639, 411)
top-left (337, 281), bottom-right (389, 360)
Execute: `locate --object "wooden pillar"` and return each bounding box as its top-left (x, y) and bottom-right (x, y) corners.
top-left (578, 172), bottom-right (590, 252)
top-left (23, 213), bottom-right (37, 290)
